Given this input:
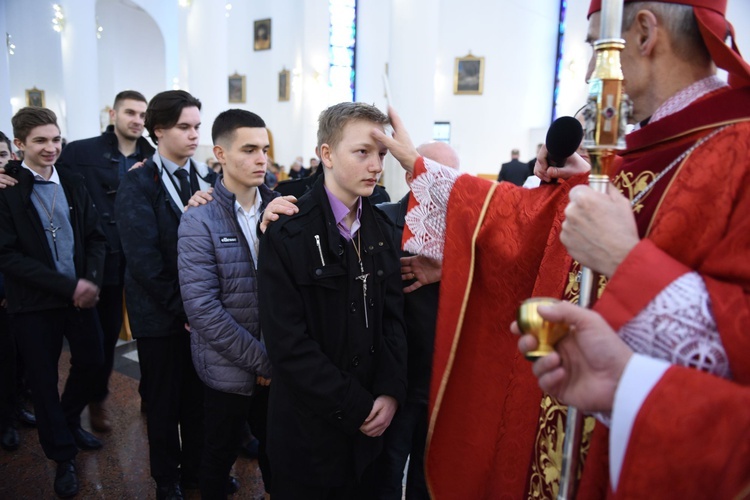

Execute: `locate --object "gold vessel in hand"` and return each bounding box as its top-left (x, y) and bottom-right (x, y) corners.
top-left (517, 297), bottom-right (569, 361)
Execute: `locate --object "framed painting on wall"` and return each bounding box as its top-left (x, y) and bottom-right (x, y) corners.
top-left (26, 87), bottom-right (46, 107)
top-left (254, 19), bottom-right (271, 51)
top-left (278, 69), bottom-right (290, 102)
top-left (228, 73), bottom-right (246, 103)
top-left (454, 54), bottom-right (484, 95)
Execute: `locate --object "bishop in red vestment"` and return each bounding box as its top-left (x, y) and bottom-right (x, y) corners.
top-left (374, 0), bottom-right (750, 497)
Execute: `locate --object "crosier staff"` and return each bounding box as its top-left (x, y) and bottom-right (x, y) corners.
top-left (558, 0), bottom-right (631, 498)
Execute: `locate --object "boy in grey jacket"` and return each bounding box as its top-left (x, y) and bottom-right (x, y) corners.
top-left (177, 109), bottom-right (277, 499)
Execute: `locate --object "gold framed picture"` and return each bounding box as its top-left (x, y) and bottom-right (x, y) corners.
top-left (278, 69), bottom-right (290, 102)
top-left (228, 73), bottom-right (246, 103)
top-left (454, 54), bottom-right (485, 95)
top-left (254, 19), bottom-right (271, 51)
top-left (26, 87), bottom-right (46, 107)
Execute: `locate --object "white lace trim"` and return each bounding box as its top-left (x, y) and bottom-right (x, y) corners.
top-left (618, 272), bottom-right (732, 379)
top-left (403, 157), bottom-right (462, 261)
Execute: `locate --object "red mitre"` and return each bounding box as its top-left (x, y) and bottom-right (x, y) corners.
top-left (588, 0), bottom-right (750, 88)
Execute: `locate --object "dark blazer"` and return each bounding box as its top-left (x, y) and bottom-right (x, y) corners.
top-left (115, 157), bottom-right (216, 338)
top-left (258, 176), bottom-right (407, 486)
top-left (377, 194), bottom-right (439, 403)
top-left (497, 158), bottom-right (530, 186)
top-left (57, 126), bottom-right (155, 286)
top-left (0, 161), bottom-right (106, 314)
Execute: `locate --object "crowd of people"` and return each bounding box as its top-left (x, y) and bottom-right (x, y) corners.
top-left (0, 0), bottom-right (749, 499)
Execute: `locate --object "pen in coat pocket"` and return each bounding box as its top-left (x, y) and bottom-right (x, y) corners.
top-left (314, 234), bottom-right (326, 266)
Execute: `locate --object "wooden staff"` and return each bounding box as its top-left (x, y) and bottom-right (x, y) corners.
top-left (557, 0), bottom-right (629, 498)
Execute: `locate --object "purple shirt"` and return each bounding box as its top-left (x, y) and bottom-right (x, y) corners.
top-left (324, 185), bottom-right (362, 241)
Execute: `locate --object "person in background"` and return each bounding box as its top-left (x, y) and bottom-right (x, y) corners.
top-left (57, 90), bottom-right (154, 433)
top-left (374, 141), bottom-right (460, 500)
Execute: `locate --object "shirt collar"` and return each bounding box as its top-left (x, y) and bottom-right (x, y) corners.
top-left (232, 184), bottom-right (263, 215)
top-left (21, 162), bottom-right (61, 184)
top-left (159, 153), bottom-right (190, 176)
top-left (324, 184), bottom-right (362, 240)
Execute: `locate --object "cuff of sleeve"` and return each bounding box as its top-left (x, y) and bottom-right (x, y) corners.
top-left (594, 239), bottom-right (691, 330)
top-left (610, 354), bottom-right (670, 491)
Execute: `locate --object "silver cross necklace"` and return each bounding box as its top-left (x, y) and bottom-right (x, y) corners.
top-left (32, 185), bottom-right (61, 260)
top-left (352, 231), bottom-right (369, 329)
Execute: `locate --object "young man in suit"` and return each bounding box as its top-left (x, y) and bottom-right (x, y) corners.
top-left (57, 90), bottom-right (155, 432)
top-left (0, 107), bottom-right (107, 498)
top-left (116, 90), bottom-right (216, 500)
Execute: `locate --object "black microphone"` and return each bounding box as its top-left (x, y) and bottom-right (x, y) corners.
top-left (545, 116), bottom-right (583, 167)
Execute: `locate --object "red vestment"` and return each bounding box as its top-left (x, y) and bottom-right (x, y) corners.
top-left (421, 86), bottom-right (750, 498)
top-left (613, 366), bottom-right (750, 499)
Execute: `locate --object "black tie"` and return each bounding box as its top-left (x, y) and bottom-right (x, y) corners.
top-left (174, 168), bottom-right (191, 207)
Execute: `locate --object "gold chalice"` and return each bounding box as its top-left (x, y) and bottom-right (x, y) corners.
top-left (517, 297), bottom-right (569, 361)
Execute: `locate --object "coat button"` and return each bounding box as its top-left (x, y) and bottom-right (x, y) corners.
top-left (378, 241), bottom-right (384, 246)
top-left (352, 356), bottom-right (360, 366)
top-left (376, 270), bottom-right (384, 277)
top-left (333, 410), bottom-right (344, 420)
top-left (368, 245), bottom-right (374, 251)
top-left (369, 298), bottom-right (375, 308)
top-left (315, 268), bottom-right (323, 276)
top-left (350, 302), bottom-right (357, 313)
top-left (370, 345), bottom-right (376, 354)
top-left (338, 245), bottom-right (344, 255)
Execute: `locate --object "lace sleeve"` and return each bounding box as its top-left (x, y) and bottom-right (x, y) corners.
top-left (618, 272), bottom-right (731, 379)
top-left (403, 158), bottom-right (463, 261)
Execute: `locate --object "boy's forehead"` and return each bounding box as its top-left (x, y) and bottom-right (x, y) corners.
top-left (26, 124), bottom-right (61, 139)
top-left (339, 119), bottom-right (384, 141)
top-left (231, 126), bottom-right (269, 144)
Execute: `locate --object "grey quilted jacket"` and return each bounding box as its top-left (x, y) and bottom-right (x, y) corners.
top-left (177, 179), bottom-right (278, 395)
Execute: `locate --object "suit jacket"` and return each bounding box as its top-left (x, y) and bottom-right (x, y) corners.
top-left (0, 161), bottom-right (106, 314)
top-left (115, 155), bottom-right (215, 338)
top-left (259, 176), bottom-right (407, 486)
top-left (497, 158), bottom-right (530, 186)
top-left (58, 126), bottom-right (155, 286)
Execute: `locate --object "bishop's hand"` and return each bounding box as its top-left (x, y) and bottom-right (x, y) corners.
top-left (561, 184), bottom-right (639, 278)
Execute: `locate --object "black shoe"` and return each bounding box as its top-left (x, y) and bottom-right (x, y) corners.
top-left (54, 460), bottom-right (79, 498)
top-left (238, 437), bottom-right (259, 459)
top-left (227, 476), bottom-right (240, 495)
top-left (18, 408), bottom-right (36, 427)
top-left (156, 482), bottom-right (184, 500)
top-left (70, 427), bottom-right (102, 450)
top-left (1, 425), bottom-right (19, 451)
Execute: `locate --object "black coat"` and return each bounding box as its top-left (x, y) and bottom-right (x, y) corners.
top-left (58, 126), bottom-right (155, 286)
top-left (0, 161), bottom-right (106, 314)
top-left (115, 157), bottom-right (215, 338)
top-left (258, 176), bottom-right (407, 486)
top-left (497, 158), bottom-right (531, 186)
top-left (377, 194), bottom-right (439, 403)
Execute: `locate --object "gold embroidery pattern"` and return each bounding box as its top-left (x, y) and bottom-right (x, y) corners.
top-left (612, 169), bottom-right (656, 213)
top-left (527, 397), bottom-right (596, 499)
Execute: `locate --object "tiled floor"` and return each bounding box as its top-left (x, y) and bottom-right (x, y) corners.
top-left (0, 342), bottom-right (267, 499)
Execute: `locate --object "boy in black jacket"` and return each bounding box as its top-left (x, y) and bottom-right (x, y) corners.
top-left (258, 102), bottom-right (407, 499)
top-left (0, 107), bottom-right (106, 498)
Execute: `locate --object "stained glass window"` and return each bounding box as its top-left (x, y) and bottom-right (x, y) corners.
top-left (329, 0), bottom-right (357, 102)
top-left (552, 0), bottom-right (567, 120)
